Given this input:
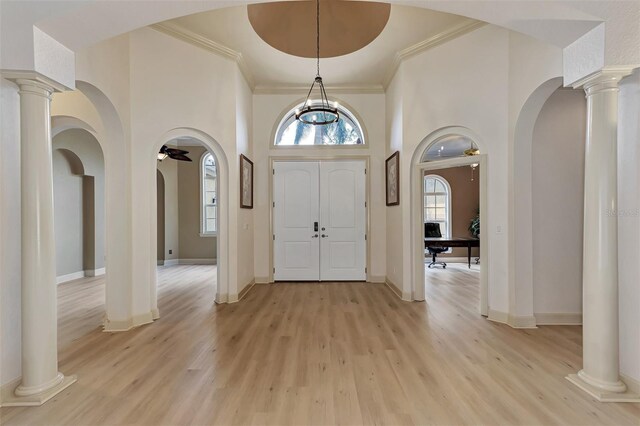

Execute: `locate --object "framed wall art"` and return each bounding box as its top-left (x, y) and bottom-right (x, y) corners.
top-left (240, 154), bottom-right (253, 209)
top-left (386, 151), bottom-right (400, 206)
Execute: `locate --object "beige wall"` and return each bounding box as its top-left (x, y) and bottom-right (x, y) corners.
top-left (53, 149), bottom-right (84, 276)
top-left (426, 166), bottom-right (480, 258)
top-left (178, 146), bottom-right (216, 260)
top-left (52, 129), bottom-right (105, 278)
top-left (157, 170), bottom-right (165, 262)
top-left (157, 156), bottom-right (179, 262)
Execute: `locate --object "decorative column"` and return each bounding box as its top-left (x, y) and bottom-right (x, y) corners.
top-left (8, 79), bottom-right (76, 405)
top-left (567, 69), bottom-right (638, 402)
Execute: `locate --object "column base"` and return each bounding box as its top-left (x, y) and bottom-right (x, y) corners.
top-left (1, 374), bottom-right (77, 407)
top-left (567, 374), bottom-right (640, 402)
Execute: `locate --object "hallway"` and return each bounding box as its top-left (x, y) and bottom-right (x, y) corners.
top-left (1, 266), bottom-right (638, 424)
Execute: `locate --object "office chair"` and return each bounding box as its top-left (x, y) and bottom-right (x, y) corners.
top-left (424, 222), bottom-right (448, 269)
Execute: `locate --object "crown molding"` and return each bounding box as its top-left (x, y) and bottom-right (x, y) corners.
top-left (152, 19), bottom-right (486, 94)
top-left (253, 85), bottom-right (385, 95)
top-left (382, 20), bottom-right (487, 89)
top-left (151, 22), bottom-right (255, 90)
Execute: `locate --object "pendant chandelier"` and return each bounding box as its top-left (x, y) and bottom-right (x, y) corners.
top-left (295, 0), bottom-right (339, 126)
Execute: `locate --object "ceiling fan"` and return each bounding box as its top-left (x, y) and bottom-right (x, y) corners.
top-left (157, 145), bottom-right (192, 162)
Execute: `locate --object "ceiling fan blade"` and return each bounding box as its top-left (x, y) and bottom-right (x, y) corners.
top-left (169, 153), bottom-right (192, 162)
top-left (166, 147), bottom-right (190, 155)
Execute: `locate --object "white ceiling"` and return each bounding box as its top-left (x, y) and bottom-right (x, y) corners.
top-left (422, 135), bottom-right (478, 161)
top-left (159, 4), bottom-right (478, 88)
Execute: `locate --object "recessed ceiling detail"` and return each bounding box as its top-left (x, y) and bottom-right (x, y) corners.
top-left (247, 0), bottom-right (391, 58)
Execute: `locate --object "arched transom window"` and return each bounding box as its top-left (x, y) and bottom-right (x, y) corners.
top-left (275, 101), bottom-right (364, 146)
top-left (423, 175), bottom-right (451, 238)
top-left (201, 153), bottom-right (217, 235)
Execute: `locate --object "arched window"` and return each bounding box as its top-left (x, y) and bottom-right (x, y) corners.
top-left (201, 153), bottom-right (217, 235)
top-left (275, 101), bottom-right (365, 146)
top-left (423, 175), bottom-right (451, 238)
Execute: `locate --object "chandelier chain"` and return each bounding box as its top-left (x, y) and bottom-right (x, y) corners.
top-left (316, 0), bottom-right (320, 77)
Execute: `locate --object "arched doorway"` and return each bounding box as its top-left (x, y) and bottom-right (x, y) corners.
top-left (151, 128), bottom-right (229, 307)
top-left (51, 128), bottom-right (106, 347)
top-left (411, 126), bottom-right (488, 315)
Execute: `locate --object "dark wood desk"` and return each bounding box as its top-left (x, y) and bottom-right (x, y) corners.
top-left (424, 237), bottom-right (480, 268)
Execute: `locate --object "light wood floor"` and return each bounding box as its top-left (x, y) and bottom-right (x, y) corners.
top-left (1, 264), bottom-right (639, 425)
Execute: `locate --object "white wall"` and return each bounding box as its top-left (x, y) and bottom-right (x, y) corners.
top-left (127, 27), bottom-right (251, 301)
top-left (385, 65), bottom-right (404, 290)
top-left (387, 25), bottom-right (512, 310)
top-left (618, 69), bottom-right (640, 385)
top-left (236, 68), bottom-right (255, 291)
top-left (509, 32), bottom-right (564, 322)
top-left (531, 89), bottom-right (586, 317)
top-left (252, 92), bottom-right (387, 283)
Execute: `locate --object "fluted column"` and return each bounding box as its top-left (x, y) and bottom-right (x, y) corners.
top-left (567, 69), bottom-right (638, 402)
top-left (8, 79), bottom-right (76, 405)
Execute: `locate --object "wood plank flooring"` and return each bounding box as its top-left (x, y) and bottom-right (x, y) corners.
top-left (1, 264), bottom-right (639, 425)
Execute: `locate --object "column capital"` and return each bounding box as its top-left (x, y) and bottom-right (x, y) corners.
top-left (572, 67), bottom-right (636, 96)
top-left (1, 70), bottom-right (69, 93)
top-left (15, 79), bottom-right (55, 100)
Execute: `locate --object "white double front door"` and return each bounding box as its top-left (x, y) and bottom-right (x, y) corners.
top-left (273, 160), bottom-right (366, 281)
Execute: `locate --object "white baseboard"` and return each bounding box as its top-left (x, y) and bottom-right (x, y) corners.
top-left (621, 373), bottom-right (640, 395)
top-left (368, 275), bottom-right (386, 283)
top-left (103, 311), bottom-right (154, 332)
top-left (385, 278), bottom-right (411, 301)
top-left (508, 314), bottom-right (537, 329)
top-left (85, 268), bottom-right (105, 277)
top-left (488, 309), bottom-right (509, 324)
top-left (255, 276), bottom-right (270, 284)
top-left (178, 258), bottom-right (217, 265)
top-left (232, 279), bottom-right (256, 303)
top-left (535, 313), bottom-right (582, 325)
top-left (163, 259), bottom-right (179, 266)
top-left (488, 310), bottom-right (538, 328)
top-left (56, 271), bottom-right (85, 284)
top-left (385, 278), bottom-right (402, 299)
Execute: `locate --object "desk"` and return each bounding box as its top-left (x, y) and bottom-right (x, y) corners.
top-left (424, 237), bottom-right (479, 268)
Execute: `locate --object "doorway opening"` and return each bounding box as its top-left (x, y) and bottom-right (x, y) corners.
top-left (412, 128), bottom-right (488, 315)
top-left (271, 159), bottom-right (368, 282)
top-left (52, 128), bottom-right (106, 348)
top-left (155, 137), bottom-right (220, 305)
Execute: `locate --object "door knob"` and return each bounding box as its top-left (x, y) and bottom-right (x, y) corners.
top-left (312, 234), bottom-right (319, 238)
top-left (321, 234), bottom-right (329, 238)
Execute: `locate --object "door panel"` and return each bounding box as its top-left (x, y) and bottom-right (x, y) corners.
top-left (320, 161), bottom-right (366, 281)
top-left (273, 162), bottom-right (319, 281)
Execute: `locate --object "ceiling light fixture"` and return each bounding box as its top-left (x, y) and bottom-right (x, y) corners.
top-left (295, 0), bottom-right (339, 126)
top-left (158, 145), bottom-right (192, 162)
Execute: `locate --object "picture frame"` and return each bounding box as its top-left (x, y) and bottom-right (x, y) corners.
top-left (240, 154), bottom-right (253, 209)
top-left (385, 151), bottom-right (400, 206)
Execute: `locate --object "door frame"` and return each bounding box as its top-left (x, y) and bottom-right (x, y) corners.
top-left (268, 156), bottom-right (371, 283)
top-left (413, 154), bottom-right (489, 316)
